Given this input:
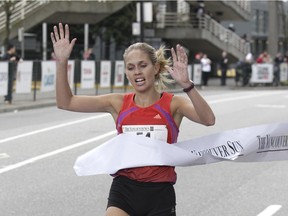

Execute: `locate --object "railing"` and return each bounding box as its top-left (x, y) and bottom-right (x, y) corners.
top-left (0, 0), bottom-right (113, 34)
top-left (0, 1), bottom-right (49, 34)
top-left (156, 12), bottom-right (250, 56)
top-left (234, 0), bottom-right (251, 13)
top-left (204, 14), bottom-right (250, 55)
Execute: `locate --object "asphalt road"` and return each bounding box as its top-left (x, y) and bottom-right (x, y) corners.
top-left (1, 88), bottom-right (288, 216)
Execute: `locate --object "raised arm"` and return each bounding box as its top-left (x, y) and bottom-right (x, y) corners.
top-left (50, 23), bottom-right (76, 110)
top-left (167, 44), bottom-right (215, 126)
top-left (50, 23), bottom-right (122, 119)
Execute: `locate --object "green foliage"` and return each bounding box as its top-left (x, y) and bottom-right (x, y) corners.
top-left (91, 2), bottom-right (136, 46)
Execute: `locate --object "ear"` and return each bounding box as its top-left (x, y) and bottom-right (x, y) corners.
top-left (154, 63), bottom-right (160, 76)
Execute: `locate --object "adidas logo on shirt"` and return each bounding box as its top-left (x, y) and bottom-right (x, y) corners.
top-left (153, 114), bottom-right (162, 119)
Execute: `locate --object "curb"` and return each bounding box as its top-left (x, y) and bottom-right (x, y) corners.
top-left (0, 101), bottom-right (56, 113)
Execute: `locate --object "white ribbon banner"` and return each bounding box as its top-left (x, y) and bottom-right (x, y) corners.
top-left (74, 122), bottom-right (288, 176)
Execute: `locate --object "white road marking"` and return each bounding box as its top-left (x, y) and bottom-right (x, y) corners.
top-left (209, 91), bottom-right (286, 104)
top-left (0, 114), bottom-right (109, 144)
top-left (0, 153), bottom-right (10, 159)
top-left (1, 91), bottom-right (285, 145)
top-left (257, 205), bottom-right (282, 216)
top-left (0, 130), bottom-right (116, 174)
top-left (256, 104), bottom-right (286, 109)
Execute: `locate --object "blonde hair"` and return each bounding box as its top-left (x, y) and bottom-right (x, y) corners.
top-left (123, 42), bottom-right (175, 91)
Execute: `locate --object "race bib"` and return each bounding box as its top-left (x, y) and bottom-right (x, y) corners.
top-left (122, 125), bottom-right (168, 142)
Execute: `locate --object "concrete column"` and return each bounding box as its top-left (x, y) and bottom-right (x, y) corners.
top-left (84, 23), bottom-right (89, 51)
top-left (268, 1), bottom-right (278, 57)
top-left (95, 36), bottom-right (101, 61)
top-left (42, 22), bottom-right (47, 60)
top-left (109, 36), bottom-right (116, 61)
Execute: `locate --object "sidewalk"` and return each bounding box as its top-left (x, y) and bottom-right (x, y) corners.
top-left (1, 78), bottom-right (286, 113)
top-left (0, 98), bottom-right (56, 113)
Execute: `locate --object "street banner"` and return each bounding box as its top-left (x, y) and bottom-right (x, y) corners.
top-left (67, 60), bottom-right (75, 89)
top-left (16, 61), bottom-right (33, 93)
top-left (0, 62), bottom-right (8, 96)
top-left (193, 64), bottom-right (202, 85)
top-left (74, 122), bottom-right (288, 176)
top-left (251, 63), bottom-right (273, 83)
top-left (114, 61), bottom-right (125, 87)
top-left (81, 60), bottom-right (95, 89)
top-left (100, 61), bottom-right (111, 87)
top-left (41, 61), bottom-right (56, 92)
top-left (280, 62), bottom-right (288, 82)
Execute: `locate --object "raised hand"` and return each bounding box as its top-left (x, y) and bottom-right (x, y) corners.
top-left (166, 44), bottom-right (191, 88)
top-left (50, 23), bottom-right (76, 62)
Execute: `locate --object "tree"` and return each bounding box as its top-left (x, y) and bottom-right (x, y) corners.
top-left (91, 2), bottom-right (137, 46)
top-left (0, 0), bottom-right (19, 49)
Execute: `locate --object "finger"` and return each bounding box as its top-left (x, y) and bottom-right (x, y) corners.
top-left (69, 38), bottom-right (77, 50)
top-left (171, 47), bottom-right (177, 62)
top-left (59, 23), bottom-right (64, 39)
top-left (50, 32), bottom-right (56, 44)
top-left (177, 44), bottom-right (183, 62)
top-left (65, 24), bottom-right (70, 41)
top-left (179, 45), bottom-right (187, 64)
top-left (53, 25), bottom-right (60, 41)
top-left (182, 47), bottom-right (188, 64)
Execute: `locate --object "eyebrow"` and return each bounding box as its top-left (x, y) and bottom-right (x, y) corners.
top-left (126, 60), bottom-right (147, 66)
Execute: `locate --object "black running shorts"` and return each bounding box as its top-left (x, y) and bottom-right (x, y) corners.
top-left (107, 176), bottom-right (176, 216)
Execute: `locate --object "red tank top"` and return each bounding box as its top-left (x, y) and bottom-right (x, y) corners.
top-left (115, 92), bottom-right (179, 183)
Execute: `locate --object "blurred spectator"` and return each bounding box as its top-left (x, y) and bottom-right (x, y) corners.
top-left (1, 44), bottom-right (21, 104)
top-left (194, 52), bottom-right (203, 63)
top-left (82, 48), bottom-right (95, 60)
top-left (273, 52), bottom-right (283, 86)
top-left (235, 59), bottom-right (243, 86)
top-left (256, 51), bottom-right (271, 63)
top-left (2, 44), bottom-right (20, 62)
top-left (283, 55), bottom-right (288, 63)
top-left (219, 51), bottom-right (228, 86)
top-left (241, 33), bottom-right (248, 42)
top-left (200, 53), bottom-right (212, 86)
top-left (242, 52), bottom-right (253, 86)
top-left (228, 23), bottom-right (235, 32)
top-left (194, 1), bottom-right (205, 28)
top-left (196, 2), bottom-right (205, 18)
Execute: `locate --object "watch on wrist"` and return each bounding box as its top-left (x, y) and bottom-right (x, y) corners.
top-left (183, 82), bottom-right (195, 93)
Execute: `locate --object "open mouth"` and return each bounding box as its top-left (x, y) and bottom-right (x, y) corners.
top-left (135, 78), bottom-right (145, 85)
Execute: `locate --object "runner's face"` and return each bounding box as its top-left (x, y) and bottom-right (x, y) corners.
top-left (125, 49), bottom-right (157, 91)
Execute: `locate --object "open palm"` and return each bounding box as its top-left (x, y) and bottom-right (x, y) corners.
top-left (50, 23), bottom-right (76, 62)
top-left (166, 44), bottom-right (190, 87)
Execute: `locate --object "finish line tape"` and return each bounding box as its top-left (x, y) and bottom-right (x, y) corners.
top-left (74, 122), bottom-right (288, 176)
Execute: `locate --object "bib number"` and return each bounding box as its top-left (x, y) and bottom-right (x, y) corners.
top-left (122, 125), bottom-right (168, 142)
